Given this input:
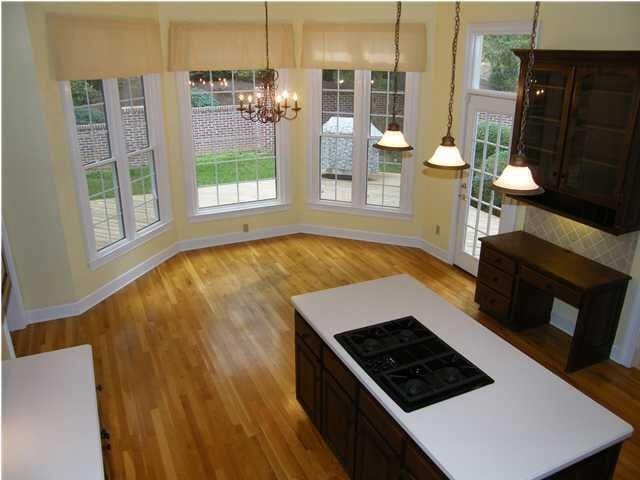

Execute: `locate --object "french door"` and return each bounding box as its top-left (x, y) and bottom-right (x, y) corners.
top-left (454, 95), bottom-right (518, 276)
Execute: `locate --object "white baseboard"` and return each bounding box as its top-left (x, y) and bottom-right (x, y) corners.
top-left (177, 224), bottom-right (299, 252)
top-left (22, 224), bottom-right (453, 327)
top-left (26, 244), bottom-right (180, 325)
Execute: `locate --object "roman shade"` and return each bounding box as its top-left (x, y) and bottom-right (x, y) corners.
top-left (47, 14), bottom-right (163, 81)
top-left (168, 22), bottom-right (295, 71)
top-left (302, 22), bottom-right (427, 72)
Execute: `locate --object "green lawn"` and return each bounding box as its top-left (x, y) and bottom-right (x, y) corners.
top-left (196, 150), bottom-right (276, 187)
top-left (86, 150), bottom-right (275, 198)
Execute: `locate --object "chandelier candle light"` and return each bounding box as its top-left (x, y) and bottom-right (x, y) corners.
top-left (373, 1), bottom-right (413, 151)
top-left (492, 1), bottom-right (544, 196)
top-left (237, 1), bottom-right (301, 124)
top-left (424, 1), bottom-right (468, 170)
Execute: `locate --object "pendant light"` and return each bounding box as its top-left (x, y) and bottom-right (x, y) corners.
top-left (373, 2), bottom-right (413, 152)
top-left (424, 1), bottom-right (468, 171)
top-left (492, 2), bottom-right (544, 196)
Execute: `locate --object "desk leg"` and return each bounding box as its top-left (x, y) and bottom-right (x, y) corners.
top-left (510, 278), bottom-right (554, 331)
top-left (566, 282), bottom-right (628, 372)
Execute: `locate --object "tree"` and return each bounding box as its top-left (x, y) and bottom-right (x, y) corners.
top-left (481, 34), bottom-right (530, 92)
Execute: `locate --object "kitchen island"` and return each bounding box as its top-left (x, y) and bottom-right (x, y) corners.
top-left (291, 274), bottom-right (633, 480)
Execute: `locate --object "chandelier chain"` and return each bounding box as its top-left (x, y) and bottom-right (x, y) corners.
top-left (446, 1), bottom-right (461, 138)
top-left (264, 1), bottom-right (270, 70)
top-left (517, 1), bottom-right (541, 156)
top-left (391, 1), bottom-right (401, 122)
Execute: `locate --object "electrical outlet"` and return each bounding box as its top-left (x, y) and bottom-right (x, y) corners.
top-left (435, 225), bottom-right (441, 235)
top-left (243, 223), bottom-right (249, 233)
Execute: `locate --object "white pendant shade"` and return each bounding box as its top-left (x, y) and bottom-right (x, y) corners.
top-left (373, 126), bottom-right (414, 151)
top-left (492, 164), bottom-right (544, 196)
top-left (425, 144), bottom-right (468, 170)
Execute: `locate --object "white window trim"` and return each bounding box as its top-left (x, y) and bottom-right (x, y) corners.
top-left (306, 69), bottom-right (420, 218)
top-left (176, 70), bottom-right (292, 223)
top-left (60, 74), bottom-right (172, 271)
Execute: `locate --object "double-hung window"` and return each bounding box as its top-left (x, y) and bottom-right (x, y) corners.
top-left (177, 70), bottom-right (290, 219)
top-left (311, 69), bottom-right (419, 216)
top-left (62, 74), bottom-right (170, 268)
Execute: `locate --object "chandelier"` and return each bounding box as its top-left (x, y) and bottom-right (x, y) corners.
top-left (237, 1), bottom-right (300, 124)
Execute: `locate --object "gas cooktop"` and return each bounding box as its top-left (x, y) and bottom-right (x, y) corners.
top-left (335, 316), bottom-right (494, 412)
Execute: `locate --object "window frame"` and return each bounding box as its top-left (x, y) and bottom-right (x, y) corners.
top-left (307, 69), bottom-right (419, 218)
top-left (176, 70), bottom-right (292, 223)
top-left (60, 74), bottom-right (172, 270)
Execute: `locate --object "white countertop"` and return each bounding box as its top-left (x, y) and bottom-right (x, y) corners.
top-left (292, 274), bottom-right (633, 480)
top-left (2, 345), bottom-right (104, 480)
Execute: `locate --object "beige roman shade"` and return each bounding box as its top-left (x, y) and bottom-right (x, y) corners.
top-left (302, 22), bottom-right (426, 72)
top-left (47, 14), bottom-right (162, 81)
top-left (168, 22), bottom-right (295, 71)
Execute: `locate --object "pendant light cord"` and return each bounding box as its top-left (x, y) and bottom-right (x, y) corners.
top-left (446, 2), bottom-right (461, 138)
top-left (264, 1), bottom-right (270, 70)
top-left (391, 1), bottom-right (401, 123)
top-left (516, 1), bottom-right (541, 156)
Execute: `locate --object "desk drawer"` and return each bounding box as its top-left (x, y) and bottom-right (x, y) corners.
top-left (475, 282), bottom-right (510, 322)
top-left (519, 265), bottom-right (581, 306)
top-left (480, 246), bottom-right (516, 275)
top-left (478, 261), bottom-right (514, 297)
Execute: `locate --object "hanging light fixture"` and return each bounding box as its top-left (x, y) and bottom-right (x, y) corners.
top-left (424, 2), bottom-right (468, 170)
top-left (237, 1), bottom-right (301, 124)
top-left (373, 2), bottom-right (413, 152)
top-left (492, 2), bottom-right (544, 195)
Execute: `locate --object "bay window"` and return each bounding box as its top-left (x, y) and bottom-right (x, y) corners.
top-left (310, 69), bottom-right (418, 216)
top-left (61, 74), bottom-right (171, 268)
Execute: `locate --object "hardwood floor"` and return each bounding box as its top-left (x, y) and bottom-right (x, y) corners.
top-left (11, 233), bottom-right (640, 479)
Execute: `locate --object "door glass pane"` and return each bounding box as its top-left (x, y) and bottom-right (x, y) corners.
top-left (86, 163), bottom-right (125, 250)
top-left (464, 112), bottom-right (513, 258)
top-left (320, 69), bottom-right (354, 202)
top-left (367, 71), bottom-right (406, 208)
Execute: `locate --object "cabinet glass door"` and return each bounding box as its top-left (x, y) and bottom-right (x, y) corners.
top-left (520, 66), bottom-right (572, 188)
top-left (560, 67), bottom-right (640, 205)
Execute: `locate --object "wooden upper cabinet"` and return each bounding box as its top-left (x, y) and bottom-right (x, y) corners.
top-left (511, 50), bottom-right (640, 234)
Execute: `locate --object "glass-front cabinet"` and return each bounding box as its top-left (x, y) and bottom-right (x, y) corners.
top-left (510, 50), bottom-right (640, 234)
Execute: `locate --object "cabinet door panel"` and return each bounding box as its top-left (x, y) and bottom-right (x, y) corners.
top-left (561, 66), bottom-right (640, 205)
top-left (403, 439), bottom-right (447, 480)
top-left (295, 337), bottom-right (322, 429)
top-left (354, 414), bottom-right (402, 480)
top-left (322, 371), bottom-right (356, 475)
top-left (514, 63), bottom-right (574, 189)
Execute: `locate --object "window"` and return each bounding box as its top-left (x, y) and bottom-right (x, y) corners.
top-left (311, 69), bottom-right (418, 215)
top-left (468, 27), bottom-right (531, 94)
top-left (62, 75), bottom-right (170, 268)
top-left (178, 70), bottom-right (289, 218)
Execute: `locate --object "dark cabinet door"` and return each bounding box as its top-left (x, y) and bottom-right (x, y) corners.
top-left (402, 440), bottom-right (447, 480)
top-left (322, 371), bottom-right (356, 475)
top-left (515, 63), bottom-right (575, 189)
top-left (354, 414), bottom-right (402, 480)
top-left (560, 66), bottom-right (640, 206)
top-left (295, 337), bottom-right (322, 429)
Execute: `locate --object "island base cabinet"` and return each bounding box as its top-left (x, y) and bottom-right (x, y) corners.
top-left (295, 336), bottom-right (322, 430)
top-left (354, 414), bottom-right (401, 480)
top-left (322, 370), bottom-right (356, 476)
top-left (402, 440), bottom-right (447, 480)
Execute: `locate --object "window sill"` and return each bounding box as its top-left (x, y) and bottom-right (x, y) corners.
top-left (189, 200), bottom-right (291, 223)
top-left (89, 219), bottom-right (173, 271)
top-left (308, 201), bottom-right (413, 220)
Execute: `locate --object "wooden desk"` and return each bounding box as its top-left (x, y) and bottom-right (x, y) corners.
top-left (476, 231), bottom-right (630, 372)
